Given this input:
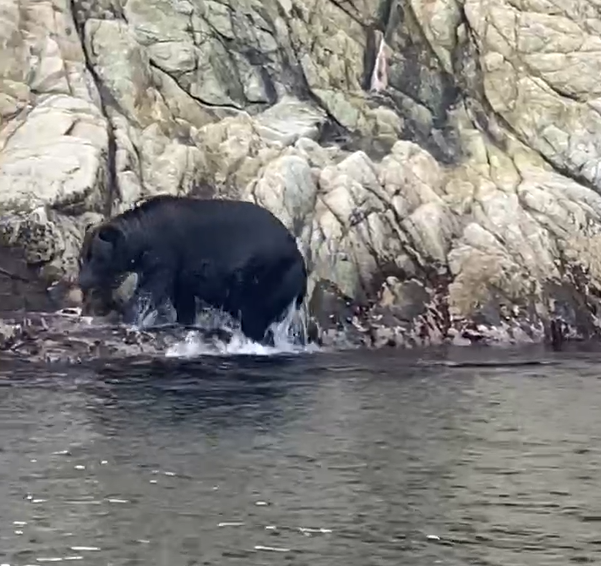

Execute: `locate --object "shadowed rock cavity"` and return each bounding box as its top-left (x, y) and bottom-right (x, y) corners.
top-left (1, 0), bottom-right (601, 352)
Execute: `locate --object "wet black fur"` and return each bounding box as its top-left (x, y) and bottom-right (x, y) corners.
top-left (78, 195), bottom-right (307, 343)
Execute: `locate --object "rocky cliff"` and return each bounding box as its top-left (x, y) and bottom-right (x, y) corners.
top-left (1, 0), bottom-right (601, 348)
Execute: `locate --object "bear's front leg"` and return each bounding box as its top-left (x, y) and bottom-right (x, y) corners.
top-left (122, 262), bottom-right (175, 328)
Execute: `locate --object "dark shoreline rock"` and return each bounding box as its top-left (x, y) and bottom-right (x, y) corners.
top-left (0, 312), bottom-right (237, 364)
top-left (3, 239), bottom-right (598, 362)
top-left (0, 298), bottom-right (589, 366)
top-left (0, 246), bottom-right (61, 314)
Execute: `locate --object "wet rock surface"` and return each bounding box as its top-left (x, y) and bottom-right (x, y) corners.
top-left (0, 311), bottom-right (238, 364)
top-left (2, 0), bottom-right (601, 349)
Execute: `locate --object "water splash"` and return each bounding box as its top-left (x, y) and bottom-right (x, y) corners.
top-left (132, 292), bottom-right (177, 328)
top-left (165, 300), bottom-right (318, 358)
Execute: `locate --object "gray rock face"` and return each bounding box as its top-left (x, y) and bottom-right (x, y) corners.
top-left (1, 0), bottom-right (601, 349)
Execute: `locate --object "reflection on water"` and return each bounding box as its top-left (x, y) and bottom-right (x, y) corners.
top-left (1, 346), bottom-right (601, 565)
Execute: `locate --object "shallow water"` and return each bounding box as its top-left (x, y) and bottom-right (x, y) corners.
top-left (1, 344), bottom-right (601, 565)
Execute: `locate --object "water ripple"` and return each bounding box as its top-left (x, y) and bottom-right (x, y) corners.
top-left (1, 346), bottom-right (601, 564)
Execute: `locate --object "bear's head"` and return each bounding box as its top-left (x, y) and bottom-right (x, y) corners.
top-left (78, 223), bottom-right (130, 292)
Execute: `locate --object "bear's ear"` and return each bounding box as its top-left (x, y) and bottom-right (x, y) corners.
top-left (97, 225), bottom-right (122, 245)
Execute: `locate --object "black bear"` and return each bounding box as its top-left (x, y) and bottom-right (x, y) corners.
top-left (77, 195), bottom-right (308, 344)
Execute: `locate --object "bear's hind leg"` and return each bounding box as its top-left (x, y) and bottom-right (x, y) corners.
top-left (239, 311), bottom-right (272, 344)
top-left (238, 256), bottom-right (307, 345)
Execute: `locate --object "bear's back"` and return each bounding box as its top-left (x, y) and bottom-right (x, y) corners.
top-left (144, 196), bottom-right (290, 235)
top-left (121, 195), bottom-right (299, 262)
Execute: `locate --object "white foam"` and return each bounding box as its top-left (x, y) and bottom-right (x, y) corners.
top-left (165, 300), bottom-right (319, 358)
top-left (134, 292), bottom-right (177, 328)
